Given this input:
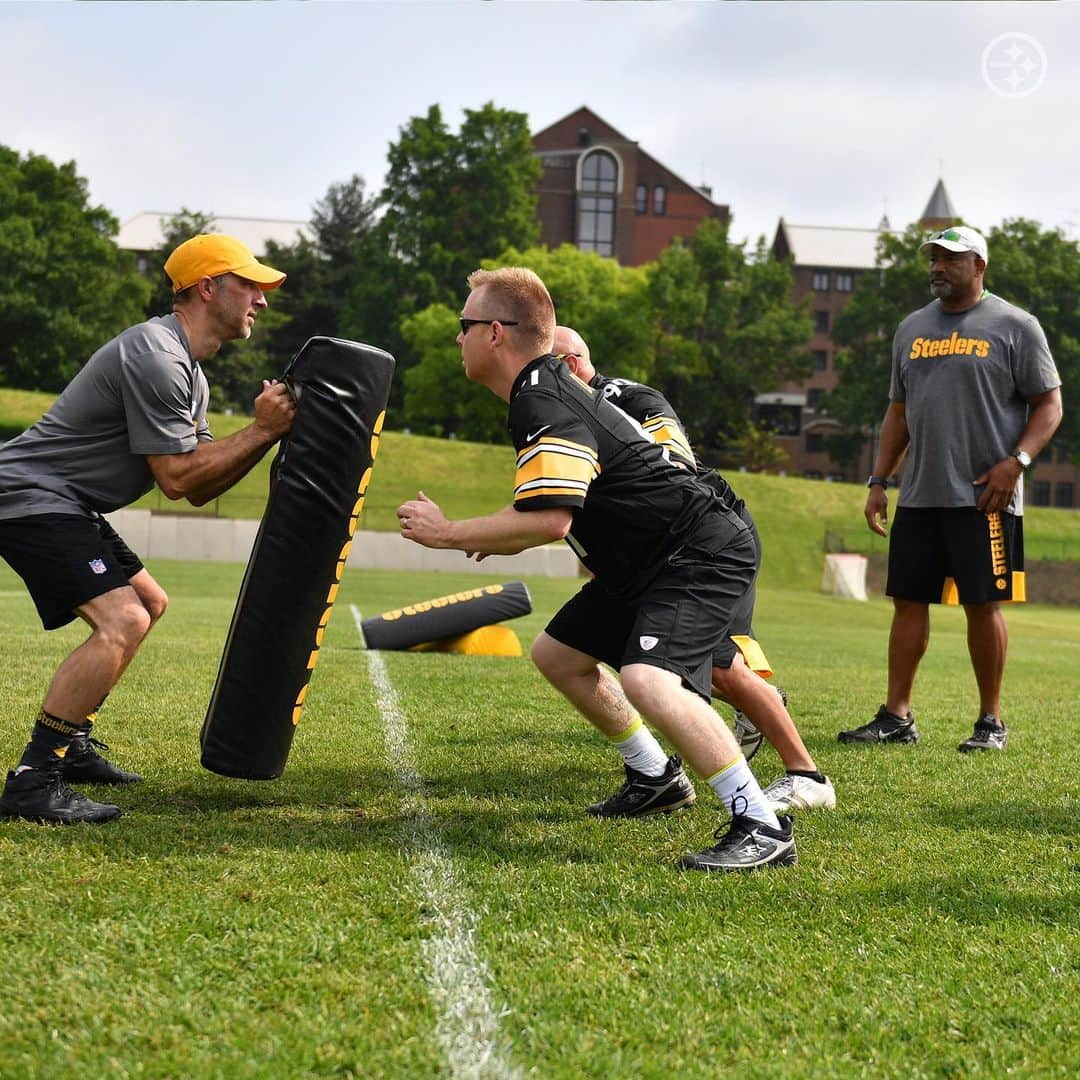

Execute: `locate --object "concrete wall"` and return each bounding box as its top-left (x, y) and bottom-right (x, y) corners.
top-left (105, 509), bottom-right (581, 578)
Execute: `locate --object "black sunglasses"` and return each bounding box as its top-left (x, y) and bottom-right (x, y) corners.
top-left (459, 317), bottom-right (519, 334)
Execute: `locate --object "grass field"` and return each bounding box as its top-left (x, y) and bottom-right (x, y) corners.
top-left (1, 559), bottom-right (1077, 1077)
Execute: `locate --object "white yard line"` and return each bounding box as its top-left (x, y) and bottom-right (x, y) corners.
top-left (351, 605), bottom-right (520, 1080)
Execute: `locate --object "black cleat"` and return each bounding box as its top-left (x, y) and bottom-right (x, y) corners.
top-left (838, 705), bottom-right (918, 745)
top-left (587, 754), bottom-right (696, 818)
top-left (958, 716), bottom-right (1008, 753)
top-left (0, 768), bottom-right (121, 824)
top-left (679, 814), bottom-right (797, 872)
top-left (62, 734), bottom-right (142, 785)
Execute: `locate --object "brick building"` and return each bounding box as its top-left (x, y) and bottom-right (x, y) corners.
top-left (532, 107), bottom-right (727, 266)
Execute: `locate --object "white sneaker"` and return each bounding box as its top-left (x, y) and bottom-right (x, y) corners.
top-left (761, 773), bottom-right (836, 813)
top-left (732, 685), bottom-right (787, 763)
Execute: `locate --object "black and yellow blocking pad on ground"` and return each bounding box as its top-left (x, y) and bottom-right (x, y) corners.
top-left (200, 337), bottom-right (395, 779)
top-left (360, 581), bottom-right (532, 651)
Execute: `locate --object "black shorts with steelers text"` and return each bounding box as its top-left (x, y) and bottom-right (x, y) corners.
top-left (887, 506), bottom-right (1025, 605)
top-left (0, 513), bottom-right (144, 630)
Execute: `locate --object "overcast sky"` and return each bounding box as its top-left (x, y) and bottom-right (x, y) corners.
top-left (3, 1), bottom-right (1077, 248)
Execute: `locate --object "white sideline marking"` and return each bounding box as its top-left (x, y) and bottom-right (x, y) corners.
top-left (351, 606), bottom-right (520, 1080)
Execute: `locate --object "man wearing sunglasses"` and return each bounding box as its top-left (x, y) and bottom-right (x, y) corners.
top-left (398, 266), bottom-right (800, 872)
top-left (547, 326), bottom-right (834, 816)
top-left (840, 226), bottom-right (1062, 752)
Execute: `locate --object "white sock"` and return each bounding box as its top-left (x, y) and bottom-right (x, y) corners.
top-left (609, 718), bottom-right (669, 777)
top-left (706, 756), bottom-right (780, 829)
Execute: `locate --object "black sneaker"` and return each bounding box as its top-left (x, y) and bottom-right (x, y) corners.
top-left (679, 814), bottom-right (797, 872)
top-left (958, 716), bottom-right (1008, 753)
top-left (587, 755), bottom-right (696, 818)
top-left (732, 686), bottom-right (788, 763)
top-left (62, 733), bottom-right (142, 785)
top-left (838, 705), bottom-right (918, 745)
top-left (0, 768), bottom-right (121, 824)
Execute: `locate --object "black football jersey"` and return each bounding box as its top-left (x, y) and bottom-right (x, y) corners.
top-left (508, 355), bottom-right (741, 601)
top-left (587, 372), bottom-right (742, 515)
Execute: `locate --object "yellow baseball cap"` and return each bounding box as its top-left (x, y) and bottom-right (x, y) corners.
top-left (164, 234), bottom-right (287, 293)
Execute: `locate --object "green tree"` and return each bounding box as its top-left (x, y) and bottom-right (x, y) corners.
top-left (0, 146), bottom-right (149, 391)
top-left (400, 304), bottom-right (508, 442)
top-left (400, 244), bottom-right (655, 439)
top-left (380, 102), bottom-right (541, 312)
top-left (648, 220), bottom-right (813, 457)
top-left (491, 243), bottom-right (655, 380)
top-left (829, 218), bottom-right (1079, 464)
top-left (263, 175), bottom-right (399, 365)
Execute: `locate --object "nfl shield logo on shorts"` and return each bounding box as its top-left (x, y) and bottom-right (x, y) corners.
top-left (639, 635), bottom-right (659, 651)
top-left (88, 558), bottom-right (107, 575)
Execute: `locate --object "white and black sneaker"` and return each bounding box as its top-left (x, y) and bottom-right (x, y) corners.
top-left (679, 814), bottom-right (797, 872)
top-left (761, 773), bottom-right (836, 813)
top-left (587, 755), bottom-right (696, 818)
top-left (732, 685), bottom-right (788, 763)
top-left (958, 716), bottom-right (1008, 753)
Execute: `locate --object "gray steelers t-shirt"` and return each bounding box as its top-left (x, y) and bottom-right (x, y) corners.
top-left (889, 293), bottom-right (1060, 515)
top-left (0, 315), bottom-right (212, 520)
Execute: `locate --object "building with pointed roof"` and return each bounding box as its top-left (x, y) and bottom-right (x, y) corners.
top-left (920, 179), bottom-right (958, 231)
top-left (531, 107), bottom-right (727, 266)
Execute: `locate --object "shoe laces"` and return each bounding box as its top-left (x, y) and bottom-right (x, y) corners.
top-left (767, 774), bottom-right (795, 797)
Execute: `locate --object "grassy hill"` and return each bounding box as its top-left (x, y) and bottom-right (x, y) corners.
top-left (4, 387), bottom-right (1079, 593)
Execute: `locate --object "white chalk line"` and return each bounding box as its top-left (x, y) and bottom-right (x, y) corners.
top-left (351, 605), bottom-right (520, 1080)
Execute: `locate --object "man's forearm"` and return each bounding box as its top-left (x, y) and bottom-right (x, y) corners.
top-left (152, 423), bottom-right (279, 506)
top-left (1016, 390), bottom-right (1064, 459)
top-left (444, 505), bottom-right (570, 554)
top-left (872, 405), bottom-right (910, 477)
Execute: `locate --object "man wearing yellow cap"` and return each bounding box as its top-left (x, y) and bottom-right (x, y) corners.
top-left (0, 235), bottom-right (295, 823)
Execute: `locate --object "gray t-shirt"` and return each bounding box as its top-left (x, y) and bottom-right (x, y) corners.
top-left (890, 293), bottom-right (1060, 514)
top-left (0, 315), bottom-right (212, 520)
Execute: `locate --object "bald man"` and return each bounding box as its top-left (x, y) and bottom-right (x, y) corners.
top-left (548, 326), bottom-right (834, 815)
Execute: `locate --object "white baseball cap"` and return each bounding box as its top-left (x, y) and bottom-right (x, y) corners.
top-left (920, 226), bottom-right (988, 265)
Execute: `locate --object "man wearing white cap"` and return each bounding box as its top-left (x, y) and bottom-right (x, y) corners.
top-left (839, 226), bottom-right (1063, 751)
top-left (0, 235), bottom-right (295, 823)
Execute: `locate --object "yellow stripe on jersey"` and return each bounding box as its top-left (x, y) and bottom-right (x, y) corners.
top-left (514, 437), bottom-right (599, 503)
top-left (641, 415), bottom-right (695, 466)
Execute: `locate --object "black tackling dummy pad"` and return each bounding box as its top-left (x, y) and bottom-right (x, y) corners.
top-left (361, 581), bottom-right (532, 650)
top-left (200, 336), bottom-right (395, 779)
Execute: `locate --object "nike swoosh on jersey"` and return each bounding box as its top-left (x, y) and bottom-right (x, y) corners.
top-left (526, 425), bottom-right (552, 442)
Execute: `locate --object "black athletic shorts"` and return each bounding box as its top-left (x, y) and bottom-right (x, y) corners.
top-left (544, 518), bottom-right (759, 701)
top-left (887, 506), bottom-right (1025, 605)
top-left (0, 513), bottom-right (144, 630)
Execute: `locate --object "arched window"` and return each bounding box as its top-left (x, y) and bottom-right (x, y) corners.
top-left (578, 149), bottom-right (618, 257)
top-left (634, 183), bottom-right (647, 214)
top-left (652, 184), bottom-right (667, 216)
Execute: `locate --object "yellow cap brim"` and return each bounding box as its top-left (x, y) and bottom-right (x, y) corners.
top-left (230, 259), bottom-right (287, 290)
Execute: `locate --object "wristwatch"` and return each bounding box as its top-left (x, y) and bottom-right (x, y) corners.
top-left (866, 475), bottom-right (889, 489)
top-left (1012, 449), bottom-right (1032, 469)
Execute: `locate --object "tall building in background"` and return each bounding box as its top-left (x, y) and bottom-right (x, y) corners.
top-left (531, 106), bottom-right (727, 266)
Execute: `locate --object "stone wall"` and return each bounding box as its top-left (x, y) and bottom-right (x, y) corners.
top-left (104, 510), bottom-right (581, 578)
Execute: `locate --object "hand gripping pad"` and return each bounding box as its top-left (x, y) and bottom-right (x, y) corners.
top-left (360, 581), bottom-right (532, 650)
top-left (200, 337), bottom-right (395, 779)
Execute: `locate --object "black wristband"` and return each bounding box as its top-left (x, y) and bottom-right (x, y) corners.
top-left (866, 475), bottom-right (889, 489)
